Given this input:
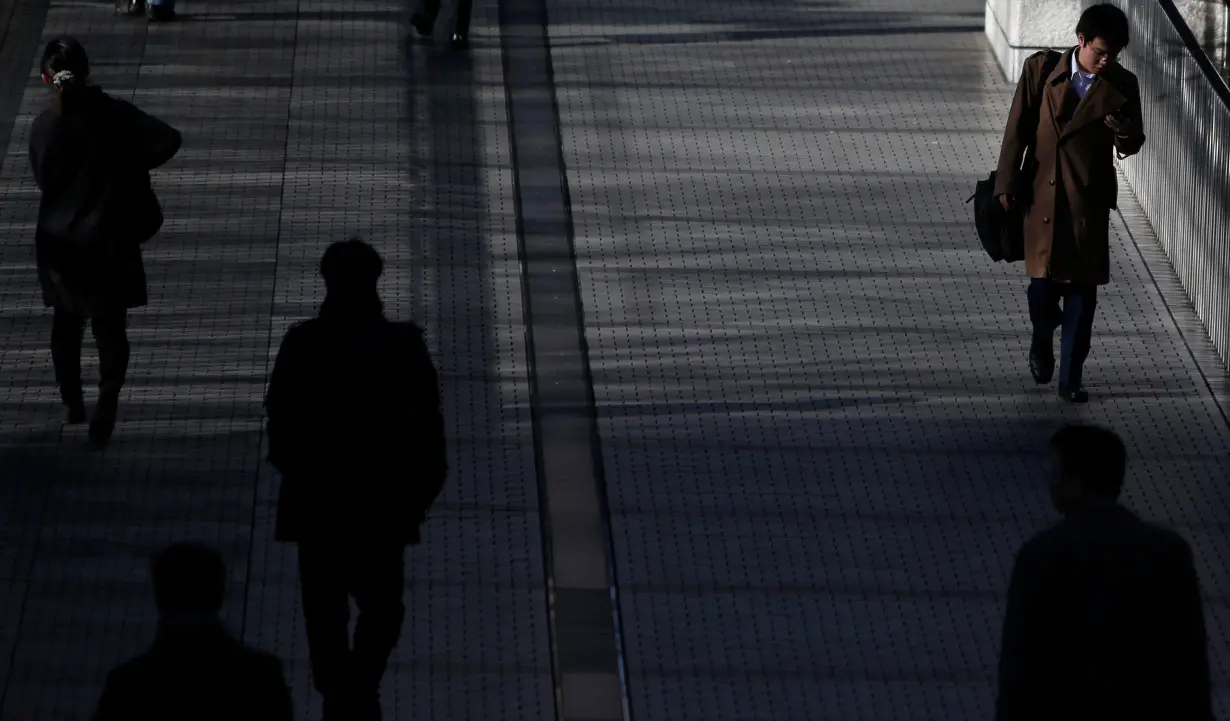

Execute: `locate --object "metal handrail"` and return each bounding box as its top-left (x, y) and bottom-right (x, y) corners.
top-left (1092, 0), bottom-right (1230, 368)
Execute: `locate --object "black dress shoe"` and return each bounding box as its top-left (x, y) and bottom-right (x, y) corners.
top-left (1058, 387), bottom-right (1089, 403)
top-left (89, 393), bottom-right (119, 443)
top-left (65, 402), bottom-right (86, 425)
top-left (450, 32), bottom-right (469, 49)
top-left (1029, 347), bottom-right (1054, 384)
top-left (410, 13), bottom-right (434, 37)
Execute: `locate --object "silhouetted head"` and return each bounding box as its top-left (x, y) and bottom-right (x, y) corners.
top-left (1047, 424), bottom-right (1127, 513)
top-left (40, 36), bottom-right (90, 94)
top-left (1075, 4), bottom-right (1129, 74)
top-left (320, 238), bottom-right (384, 292)
top-left (319, 238), bottom-right (385, 317)
top-left (150, 542), bottom-right (227, 617)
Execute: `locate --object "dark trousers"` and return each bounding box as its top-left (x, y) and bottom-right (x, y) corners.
top-left (1027, 278), bottom-right (1098, 390)
top-left (297, 542), bottom-right (406, 701)
top-left (50, 308), bottom-right (130, 405)
top-left (418, 0), bottom-right (473, 36)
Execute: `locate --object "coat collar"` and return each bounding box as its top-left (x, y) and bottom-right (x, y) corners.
top-left (1045, 47), bottom-right (1129, 139)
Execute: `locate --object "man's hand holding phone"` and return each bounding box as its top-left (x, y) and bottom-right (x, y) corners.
top-left (1104, 108), bottom-right (1134, 136)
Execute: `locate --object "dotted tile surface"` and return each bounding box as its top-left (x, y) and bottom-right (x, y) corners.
top-left (2, 0), bottom-right (1229, 719)
top-left (0, 1), bottom-right (550, 719)
top-left (544, 0), bottom-right (1230, 719)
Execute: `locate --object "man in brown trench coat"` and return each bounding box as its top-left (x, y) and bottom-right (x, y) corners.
top-left (994, 4), bottom-right (1145, 403)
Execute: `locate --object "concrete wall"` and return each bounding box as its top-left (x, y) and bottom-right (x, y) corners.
top-left (987, 0), bottom-right (1229, 83)
top-left (985, 0), bottom-right (1083, 81)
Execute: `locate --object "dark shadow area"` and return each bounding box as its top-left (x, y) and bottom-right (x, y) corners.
top-left (172, 9), bottom-right (401, 23)
top-left (0, 431), bottom-right (267, 720)
top-left (0, 0), bottom-right (52, 180)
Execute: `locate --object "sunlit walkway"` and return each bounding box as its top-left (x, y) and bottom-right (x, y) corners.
top-left (0, 0), bottom-right (1226, 719)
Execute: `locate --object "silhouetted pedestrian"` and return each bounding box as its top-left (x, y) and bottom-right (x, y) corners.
top-left (265, 238), bottom-right (448, 721)
top-left (411, 0), bottom-right (473, 48)
top-left (91, 542), bottom-right (294, 721)
top-left (995, 4), bottom-right (1145, 403)
top-left (996, 425), bottom-right (1212, 721)
top-left (28, 36), bottom-right (181, 442)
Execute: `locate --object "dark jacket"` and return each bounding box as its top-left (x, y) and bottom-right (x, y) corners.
top-left (91, 616), bottom-right (293, 721)
top-left (996, 501), bottom-right (1212, 721)
top-left (995, 48), bottom-right (1146, 285)
top-left (28, 86), bottom-right (181, 314)
top-left (265, 301), bottom-right (448, 545)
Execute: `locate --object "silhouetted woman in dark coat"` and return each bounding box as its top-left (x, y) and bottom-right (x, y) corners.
top-left (28, 36), bottom-right (181, 442)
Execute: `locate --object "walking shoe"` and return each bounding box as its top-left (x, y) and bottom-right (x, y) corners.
top-left (410, 13), bottom-right (434, 38)
top-left (1057, 386), bottom-right (1089, 403)
top-left (89, 393), bottom-right (119, 443)
top-left (65, 402), bottom-right (86, 425)
top-left (1028, 345), bottom-right (1054, 384)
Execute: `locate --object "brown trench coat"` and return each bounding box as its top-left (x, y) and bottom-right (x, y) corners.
top-left (994, 48), bottom-right (1146, 285)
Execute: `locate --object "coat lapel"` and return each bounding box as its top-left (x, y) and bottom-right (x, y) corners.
top-left (1043, 48), bottom-right (1074, 138)
top-left (1061, 65), bottom-right (1128, 139)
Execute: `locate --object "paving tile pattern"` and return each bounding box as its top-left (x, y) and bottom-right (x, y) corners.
top-left (544, 0), bottom-right (1230, 719)
top-left (0, 1), bottom-right (550, 719)
top-left (1, 0), bottom-right (1228, 719)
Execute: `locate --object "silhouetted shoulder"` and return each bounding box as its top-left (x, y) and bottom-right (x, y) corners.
top-left (1143, 522), bottom-right (1194, 559)
top-left (387, 319), bottom-right (426, 344)
top-left (278, 318), bottom-right (327, 349)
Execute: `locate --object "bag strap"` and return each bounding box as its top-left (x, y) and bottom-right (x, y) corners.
top-left (1038, 50), bottom-right (1063, 98)
top-left (1020, 50), bottom-right (1063, 172)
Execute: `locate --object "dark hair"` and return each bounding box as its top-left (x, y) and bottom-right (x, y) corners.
top-left (320, 237), bottom-right (384, 291)
top-left (1076, 3), bottom-right (1130, 48)
top-left (40, 36), bottom-right (90, 89)
top-left (150, 542), bottom-right (227, 615)
top-left (1049, 424), bottom-right (1127, 497)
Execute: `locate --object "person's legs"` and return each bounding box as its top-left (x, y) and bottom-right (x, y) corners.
top-left (298, 543), bottom-right (354, 718)
top-left (347, 543), bottom-right (406, 721)
top-left (91, 311), bottom-right (130, 397)
top-left (454, 0), bottom-right (473, 39)
top-left (50, 308), bottom-right (86, 419)
top-left (1058, 284), bottom-right (1098, 394)
top-left (1026, 278), bottom-right (1062, 383)
top-left (411, 0), bottom-right (442, 35)
top-left (88, 311), bottom-right (130, 442)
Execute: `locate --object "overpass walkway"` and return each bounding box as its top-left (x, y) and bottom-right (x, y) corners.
top-left (0, 0), bottom-right (1227, 719)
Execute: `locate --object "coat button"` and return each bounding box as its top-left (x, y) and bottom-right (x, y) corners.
top-left (1048, 179), bottom-right (1055, 186)
top-left (1043, 217), bottom-right (1050, 223)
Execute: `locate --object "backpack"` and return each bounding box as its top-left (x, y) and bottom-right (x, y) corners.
top-left (968, 50), bottom-right (1062, 263)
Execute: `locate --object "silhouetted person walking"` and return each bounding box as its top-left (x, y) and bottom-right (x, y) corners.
top-left (265, 239), bottom-right (448, 721)
top-left (996, 425), bottom-right (1212, 721)
top-left (28, 36), bottom-right (181, 442)
top-left (91, 542), bottom-right (294, 721)
top-left (411, 0), bottom-right (473, 48)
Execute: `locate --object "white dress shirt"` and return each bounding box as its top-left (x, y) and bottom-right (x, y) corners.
top-left (1070, 51), bottom-right (1096, 99)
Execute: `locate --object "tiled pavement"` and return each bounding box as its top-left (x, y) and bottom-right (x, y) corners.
top-left (0, 0), bottom-right (1226, 720)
